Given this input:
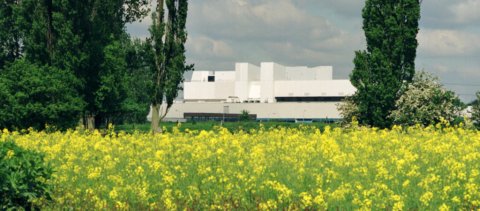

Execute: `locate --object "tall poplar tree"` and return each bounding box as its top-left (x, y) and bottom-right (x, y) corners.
top-left (60, 0), bottom-right (149, 129)
top-left (0, 0), bottom-right (22, 69)
top-left (350, 0), bottom-right (421, 128)
top-left (472, 92), bottom-right (480, 129)
top-left (19, 0), bottom-right (150, 129)
top-left (1, 0), bottom-right (153, 129)
top-left (149, 0), bottom-right (193, 133)
top-left (0, 0), bottom-right (86, 130)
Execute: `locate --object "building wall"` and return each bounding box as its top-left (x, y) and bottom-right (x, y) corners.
top-left (234, 81), bottom-right (249, 101)
top-left (184, 82), bottom-right (234, 100)
top-left (260, 62), bottom-right (286, 102)
top-left (233, 63), bottom-right (262, 101)
top-left (184, 82), bottom-right (216, 99)
top-left (249, 82), bottom-right (261, 99)
top-left (274, 80), bottom-right (356, 97)
top-left (190, 71), bottom-right (211, 82)
top-left (215, 71), bottom-right (235, 81)
top-left (161, 102), bottom-right (343, 120)
top-left (313, 66), bottom-right (333, 80)
top-left (215, 82), bottom-right (236, 99)
top-left (178, 62), bottom-right (356, 120)
top-left (235, 63), bottom-right (260, 81)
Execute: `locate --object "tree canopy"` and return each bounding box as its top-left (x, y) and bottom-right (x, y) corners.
top-left (389, 71), bottom-right (464, 126)
top-left (149, 0), bottom-right (193, 133)
top-left (0, 0), bottom-right (162, 130)
top-left (472, 92), bottom-right (480, 128)
top-left (350, 0), bottom-right (421, 128)
top-left (0, 59), bottom-right (84, 130)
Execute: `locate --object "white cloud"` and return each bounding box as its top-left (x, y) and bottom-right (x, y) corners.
top-left (189, 0), bottom-right (341, 42)
top-left (418, 29), bottom-right (480, 56)
top-left (184, 0), bottom-right (365, 72)
top-left (451, 0), bottom-right (480, 24)
top-left (127, 0), bottom-right (480, 101)
top-left (187, 36), bottom-right (235, 59)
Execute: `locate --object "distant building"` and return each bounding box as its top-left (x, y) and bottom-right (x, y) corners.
top-left (148, 62), bottom-right (356, 122)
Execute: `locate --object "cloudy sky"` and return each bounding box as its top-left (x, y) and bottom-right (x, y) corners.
top-left (127, 0), bottom-right (480, 102)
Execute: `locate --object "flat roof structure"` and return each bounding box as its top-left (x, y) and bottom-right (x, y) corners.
top-left (149, 62), bottom-right (357, 121)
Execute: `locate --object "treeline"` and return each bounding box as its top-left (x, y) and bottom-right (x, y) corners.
top-left (344, 0), bottom-right (480, 128)
top-left (0, 0), bottom-right (191, 131)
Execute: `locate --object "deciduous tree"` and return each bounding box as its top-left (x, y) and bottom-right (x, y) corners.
top-left (0, 59), bottom-right (84, 130)
top-left (350, 0), bottom-right (421, 128)
top-left (122, 38), bottom-right (154, 123)
top-left (389, 71), bottom-right (464, 126)
top-left (0, 0), bottom-right (22, 69)
top-left (95, 39), bottom-right (128, 126)
top-left (0, 0), bottom-right (152, 130)
top-left (149, 0), bottom-right (193, 133)
top-left (19, 0), bottom-right (150, 129)
top-left (471, 92), bottom-right (480, 128)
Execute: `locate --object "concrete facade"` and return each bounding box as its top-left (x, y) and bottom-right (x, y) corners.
top-left (164, 102), bottom-right (342, 120)
top-left (149, 62), bottom-right (357, 121)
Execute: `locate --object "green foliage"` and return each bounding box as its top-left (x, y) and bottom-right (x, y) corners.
top-left (239, 110), bottom-right (251, 122)
top-left (162, 0), bottom-right (194, 107)
top-left (1, 0), bottom-right (155, 129)
top-left (472, 92), bottom-right (480, 128)
top-left (0, 140), bottom-right (53, 210)
top-left (95, 39), bottom-right (128, 125)
top-left (66, 1), bottom-right (148, 122)
top-left (0, 0), bottom-right (22, 69)
top-left (350, 0), bottom-right (421, 128)
top-left (337, 96), bottom-right (359, 126)
top-left (96, 37), bottom-right (154, 125)
top-left (0, 59), bottom-right (84, 130)
top-left (389, 72), bottom-right (465, 126)
top-left (17, 0), bottom-right (150, 127)
top-left (116, 121), bottom-right (334, 134)
top-left (18, 0), bottom-right (88, 77)
top-left (121, 39), bottom-right (154, 123)
top-left (149, 0), bottom-right (193, 132)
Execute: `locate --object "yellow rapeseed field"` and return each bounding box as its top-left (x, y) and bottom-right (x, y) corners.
top-left (1, 123), bottom-right (480, 210)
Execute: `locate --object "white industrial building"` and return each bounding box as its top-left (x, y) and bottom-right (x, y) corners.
top-left (151, 62), bottom-right (356, 122)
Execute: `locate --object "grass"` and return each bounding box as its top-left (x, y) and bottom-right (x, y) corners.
top-left (115, 121), bottom-right (337, 133)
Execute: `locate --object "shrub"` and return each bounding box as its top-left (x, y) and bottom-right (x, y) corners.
top-left (239, 110), bottom-right (251, 122)
top-left (472, 92), bottom-right (480, 128)
top-left (389, 71), bottom-right (464, 126)
top-left (337, 96), bottom-right (359, 126)
top-left (0, 140), bottom-right (53, 210)
top-left (341, 72), bottom-right (465, 127)
top-left (0, 59), bottom-right (84, 130)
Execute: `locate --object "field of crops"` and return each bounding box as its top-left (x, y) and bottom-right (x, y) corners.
top-left (2, 124), bottom-right (480, 210)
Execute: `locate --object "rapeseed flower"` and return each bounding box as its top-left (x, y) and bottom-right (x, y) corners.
top-left (2, 125), bottom-right (480, 209)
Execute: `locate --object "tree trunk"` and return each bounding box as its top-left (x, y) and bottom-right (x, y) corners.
top-left (86, 114), bottom-right (95, 131)
top-left (151, 104), bottom-right (162, 133)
